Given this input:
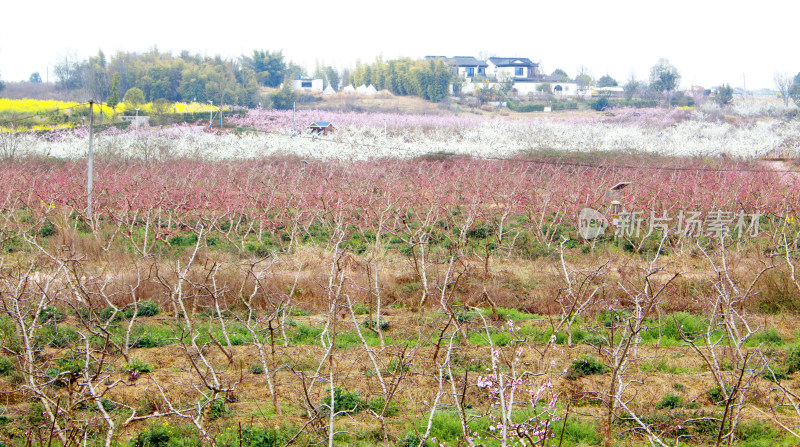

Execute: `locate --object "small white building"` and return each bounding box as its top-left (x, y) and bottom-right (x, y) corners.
top-left (292, 77), bottom-right (323, 92)
top-left (119, 115), bottom-right (150, 127)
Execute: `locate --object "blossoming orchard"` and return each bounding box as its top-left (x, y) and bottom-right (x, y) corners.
top-left (1, 101), bottom-right (800, 446)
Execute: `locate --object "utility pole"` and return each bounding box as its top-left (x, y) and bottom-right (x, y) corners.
top-left (209, 100), bottom-right (213, 127)
top-left (87, 101), bottom-right (94, 221)
top-left (742, 73), bottom-right (746, 100)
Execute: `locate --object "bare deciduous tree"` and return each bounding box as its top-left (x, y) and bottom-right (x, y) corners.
top-left (774, 72), bottom-right (793, 107)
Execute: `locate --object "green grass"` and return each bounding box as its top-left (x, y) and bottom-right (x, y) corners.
top-left (640, 359), bottom-right (688, 374)
top-left (479, 307), bottom-right (539, 321)
top-left (744, 327), bottom-right (785, 347)
top-left (640, 312), bottom-right (708, 345)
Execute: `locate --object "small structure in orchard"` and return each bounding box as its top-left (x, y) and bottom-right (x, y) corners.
top-left (608, 181), bottom-right (631, 222)
top-left (308, 121), bottom-right (335, 136)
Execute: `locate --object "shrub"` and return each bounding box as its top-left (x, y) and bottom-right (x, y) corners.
top-left (708, 385), bottom-right (733, 405)
top-left (400, 433), bottom-right (423, 447)
top-left (133, 300), bottom-right (160, 318)
top-left (367, 397), bottom-right (400, 417)
top-left (786, 346), bottom-right (800, 374)
top-left (208, 398), bottom-right (229, 420)
top-left (125, 359), bottom-right (153, 374)
top-left (352, 303), bottom-right (370, 315)
top-left (132, 422), bottom-right (172, 447)
top-left (0, 356), bottom-right (14, 376)
top-left (456, 311), bottom-right (478, 324)
top-left (249, 363), bottom-right (265, 374)
top-left (655, 393), bottom-right (682, 409)
top-left (238, 427), bottom-right (285, 447)
top-left (319, 388), bottom-right (364, 415)
top-left (38, 221), bottom-right (56, 238)
top-left (361, 317), bottom-right (389, 331)
top-left (508, 102), bottom-right (545, 112)
top-left (387, 358), bottom-right (410, 374)
top-left (566, 355), bottom-right (609, 380)
top-left (761, 366), bottom-right (789, 382)
top-left (591, 97), bottom-right (609, 111)
top-left (35, 324), bottom-right (79, 348)
top-left (38, 306), bottom-right (65, 323)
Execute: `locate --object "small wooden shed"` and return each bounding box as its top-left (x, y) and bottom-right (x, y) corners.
top-left (308, 121), bottom-right (335, 136)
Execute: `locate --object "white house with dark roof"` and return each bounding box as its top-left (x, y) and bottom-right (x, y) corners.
top-left (448, 56), bottom-right (488, 79)
top-left (486, 57), bottom-right (541, 80)
top-left (425, 56), bottom-right (488, 79)
top-left (428, 54), bottom-right (587, 98)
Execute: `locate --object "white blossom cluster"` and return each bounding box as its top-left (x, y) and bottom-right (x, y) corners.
top-left (12, 111), bottom-right (800, 161)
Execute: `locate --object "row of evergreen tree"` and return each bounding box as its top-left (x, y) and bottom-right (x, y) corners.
top-left (351, 58), bottom-right (452, 102)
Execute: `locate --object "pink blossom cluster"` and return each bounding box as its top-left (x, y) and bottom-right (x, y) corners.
top-left (0, 156), bottom-right (796, 233)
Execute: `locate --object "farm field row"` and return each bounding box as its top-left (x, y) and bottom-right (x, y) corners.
top-left (2, 99), bottom-right (800, 159)
top-left (0, 151), bottom-right (799, 445)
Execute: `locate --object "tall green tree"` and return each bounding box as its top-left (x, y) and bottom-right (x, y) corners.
top-left (597, 74), bottom-right (618, 87)
top-left (0, 72), bottom-right (4, 92)
top-left (649, 58), bottom-right (681, 105)
top-left (324, 66), bottom-right (340, 91)
top-left (551, 68), bottom-right (570, 82)
top-left (714, 84), bottom-right (734, 105)
top-left (789, 72), bottom-right (800, 107)
top-left (29, 72), bottom-right (42, 83)
top-left (623, 74), bottom-right (640, 101)
top-left (123, 87), bottom-right (145, 106)
top-left (107, 73), bottom-right (120, 109)
top-left (242, 50), bottom-right (286, 87)
top-left (270, 78), bottom-right (296, 110)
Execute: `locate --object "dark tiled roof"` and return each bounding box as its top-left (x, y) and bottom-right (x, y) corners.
top-left (447, 56), bottom-right (488, 67)
top-left (488, 57), bottom-right (538, 67)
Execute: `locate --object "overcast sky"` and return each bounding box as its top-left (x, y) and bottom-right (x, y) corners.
top-left (1, 0), bottom-right (797, 90)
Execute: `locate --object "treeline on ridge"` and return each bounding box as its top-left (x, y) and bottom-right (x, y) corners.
top-left (47, 49), bottom-right (454, 108)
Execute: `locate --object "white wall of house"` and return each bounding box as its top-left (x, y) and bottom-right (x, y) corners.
top-left (454, 80), bottom-right (586, 99)
top-left (550, 83), bottom-right (581, 98)
top-left (489, 65), bottom-right (530, 79)
top-left (456, 66), bottom-right (487, 78)
top-left (486, 60), bottom-right (540, 80)
top-left (292, 79), bottom-right (324, 92)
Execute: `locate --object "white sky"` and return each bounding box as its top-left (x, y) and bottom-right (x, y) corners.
top-left (0, 0), bottom-right (797, 90)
